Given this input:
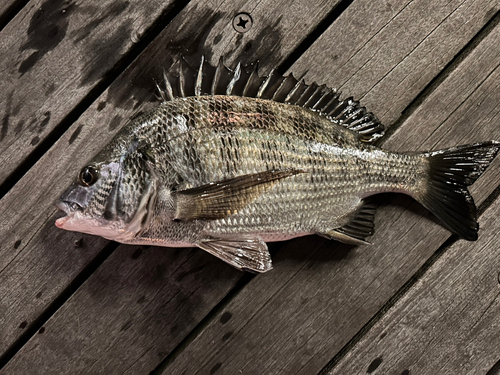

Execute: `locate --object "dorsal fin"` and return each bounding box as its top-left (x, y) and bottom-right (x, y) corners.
top-left (158, 56), bottom-right (385, 143)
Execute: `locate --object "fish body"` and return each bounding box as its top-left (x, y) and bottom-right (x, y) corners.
top-left (55, 58), bottom-right (500, 272)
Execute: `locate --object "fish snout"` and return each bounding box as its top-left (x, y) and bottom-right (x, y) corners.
top-left (56, 183), bottom-right (93, 213)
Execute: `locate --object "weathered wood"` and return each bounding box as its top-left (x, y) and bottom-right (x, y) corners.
top-left (292, 0), bottom-right (500, 126)
top-left (329, 194), bottom-right (500, 375)
top-left (0, 1), bottom-right (23, 29)
top-left (0, 0), bottom-right (342, 371)
top-left (159, 13), bottom-right (500, 375)
top-left (0, 0), bottom-right (180, 185)
top-left (1, 0), bottom-right (498, 374)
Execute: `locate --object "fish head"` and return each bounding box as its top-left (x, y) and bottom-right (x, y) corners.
top-left (55, 145), bottom-right (157, 242)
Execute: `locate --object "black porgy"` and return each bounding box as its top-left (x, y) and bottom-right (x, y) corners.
top-left (55, 57), bottom-right (500, 272)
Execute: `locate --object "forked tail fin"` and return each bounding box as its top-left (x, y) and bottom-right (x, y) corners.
top-left (416, 141), bottom-right (500, 240)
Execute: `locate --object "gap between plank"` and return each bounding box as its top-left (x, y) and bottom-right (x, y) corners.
top-left (150, 272), bottom-right (256, 375)
top-left (277, 0), bottom-right (353, 75)
top-left (486, 358), bottom-right (500, 375)
top-left (379, 6), bottom-right (500, 144)
top-left (150, 2), bottom-right (356, 372)
top-left (0, 0), bottom-right (190, 201)
top-left (0, 241), bottom-right (119, 371)
top-left (315, 234), bottom-right (457, 375)
top-left (0, 0), bottom-right (30, 33)
top-left (317, 159), bottom-right (500, 375)
top-left (318, 10), bottom-right (500, 372)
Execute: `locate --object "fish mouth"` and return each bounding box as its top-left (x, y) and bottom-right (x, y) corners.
top-left (54, 199), bottom-right (79, 228)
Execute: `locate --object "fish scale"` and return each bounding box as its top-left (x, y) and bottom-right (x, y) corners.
top-left (55, 58), bottom-right (500, 272)
top-left (125, 96), bottom-right (422, 238)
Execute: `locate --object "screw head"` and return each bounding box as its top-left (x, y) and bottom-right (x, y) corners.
top-left (233, 13), bottom-right (253, 33)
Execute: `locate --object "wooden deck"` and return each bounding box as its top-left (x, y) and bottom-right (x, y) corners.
top-left (1, 0), bottom-right (500, 373)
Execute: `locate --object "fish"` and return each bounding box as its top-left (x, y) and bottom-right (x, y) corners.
top-left (55, 56), bottom-right (500, 273)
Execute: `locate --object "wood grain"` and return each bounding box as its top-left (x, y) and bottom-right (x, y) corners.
top-left (0, 0), bottom-right (342, 372)
top-left (0, 0), bottom-right (179, 185)
top-left (329, 195), bottom-right (500, 375)
top-left (1, 0), bottom-right (498, 374)
top-left (0, 1), bottom-right (23, 28)
top-left (160, 13), bottom-right (500, 375)
top-left (292, 0), bottom-right (500, 126)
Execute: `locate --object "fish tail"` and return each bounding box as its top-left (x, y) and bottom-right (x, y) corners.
top-left (416, 141), bottom-right (500, 240)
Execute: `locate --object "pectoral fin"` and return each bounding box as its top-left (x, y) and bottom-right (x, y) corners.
top-left (197, 235), bottom-right (272, 273)
top-left (173, 169), bottom-right (304, 220)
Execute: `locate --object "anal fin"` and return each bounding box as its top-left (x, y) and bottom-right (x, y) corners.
top-left (319, 202), bottom-right (377, 245)
top-left (197, 235), bottom-right (272, 273)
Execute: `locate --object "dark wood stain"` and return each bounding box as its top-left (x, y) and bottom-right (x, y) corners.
top-left (19, 0), bottom-right (75, 75)
top-left (79, 20), bottom-right (133, 87)
top-left (219, 311), bottom-right (232, 325)
top-left (109, 115), bottom-right (122, 131)
top-left (137, 295), bottom-right (146, 304)
top-left (68, 125), bottom-right (82, 145)
top-left (209, 362), bottom-right (222, 375)
top-left (97, 101), bottom-right (107, 111)
top-left (120, 320), bottom-right (132, 332)
top-left (70, 1), bottom-right (129, 44)
top-left (39, 111), bottom-right (51, 130)
top-left (367, 357), bottom-right (383, 373)
top-left (45, 82), bottom-right (56, 96)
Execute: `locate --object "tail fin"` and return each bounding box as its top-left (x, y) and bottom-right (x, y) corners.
top-left (417, 141), bottom-right (500, 241)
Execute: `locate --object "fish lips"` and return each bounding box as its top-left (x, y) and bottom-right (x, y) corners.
top-left (54, 183), bottom-right (93, 228)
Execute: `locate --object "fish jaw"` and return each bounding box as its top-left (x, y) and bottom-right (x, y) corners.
top-left (54, 177), bottom-right (158, 243)
top-left (54, 198), bottom-right (123, 240)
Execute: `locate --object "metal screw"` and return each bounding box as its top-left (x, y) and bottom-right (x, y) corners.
top-left (233, 13), bottom-right (253, 33)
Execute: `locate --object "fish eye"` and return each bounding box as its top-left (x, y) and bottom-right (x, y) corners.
top-left (79, 166), bottom-right (98, 186)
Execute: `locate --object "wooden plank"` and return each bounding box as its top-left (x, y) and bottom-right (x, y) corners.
top-left (159, 12), bottom-right (500, 375)
top-left (292, 0), bottom-right (500, 126)
top-left (0, 0), bottom-right (496, 374)
top-left (1, 0), bottom-right (498, 373)
top-left (0, 0), bottom-right (342, 371)
top-left (0, 1), bottom-right (23, 28)
top-left (0, 0), bottom-right (180, 185)
top-left (329, 195), bottom-right (500, 374)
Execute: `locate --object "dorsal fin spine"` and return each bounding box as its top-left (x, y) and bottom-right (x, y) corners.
top-left (285, 79), bottom-right (304, 103)
top-left (303, 85), bottom-right (323, 108)
top-left (161, 57), bottom-right (385, 142)
top-left (156, 81), bottom-right (167, 102)
top-left (195, 56), bottom-right (204, 96)
top-left (243, 63), bottom-right (259, 97)
top-left (257, 69), bottom-right (275, 98)
top-left (178, 59), bottom-right (186, 98)
top-left (211, 57), bottom-right (223, 95)
top-left (163, 70), bottom-right (174, 101)
top-left (272, 74), bottom-right (294, 102)
top-left (312, 89), bottom-right (331, 110)
top-left (226, 62), bottom-right (241, 95)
